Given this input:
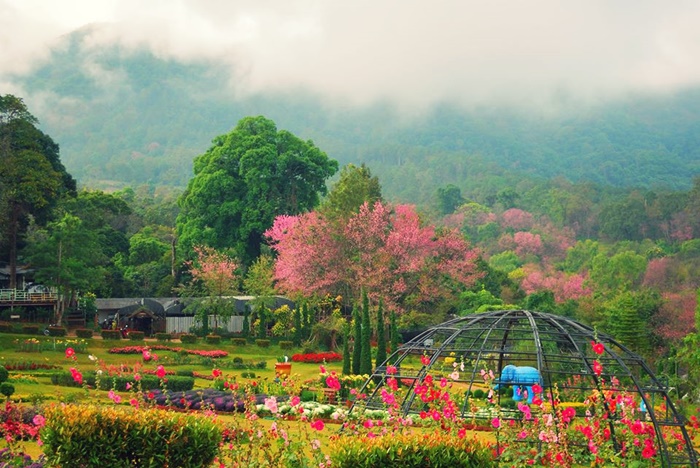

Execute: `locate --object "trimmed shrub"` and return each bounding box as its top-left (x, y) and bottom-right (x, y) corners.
top-left (255, 339), bottom-right (270, 348)
top-left (0, 382), bottom-right (15, 399)
top-left (180, 333), bottom-right (197, 344)
top-left (75, 328), bottom-right (94, 339)
top-left (47, 326), bottom-right (67, 337)
top-left (50, 371), bottom-right (194, 392)
top-left (127, 330), bottom-right (145, 341)
top-left (279, 340), bottom-right (293, 350)
top-left (101, 330), bottom-right (122, 340)
top-left (155, 332), bottom-right (172, 342)
top-left (205, 334), bottom-right (221, 345)
top-left (330, 432), bottom-right (496, 467)
top-left (21, 324), bottom-right (41, 335)
top-left (0, 366), bottom-right (8, 383)
top-left (41, 404), bottom-right (221, 468)
top-left (231, 338), bottom-right (247, 346)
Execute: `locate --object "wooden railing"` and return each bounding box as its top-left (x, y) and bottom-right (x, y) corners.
top-left (0, 289), bottom-right (58, 304)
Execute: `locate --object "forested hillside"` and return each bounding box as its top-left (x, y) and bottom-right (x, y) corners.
top-left (14, 32), bottom-right (700, 203)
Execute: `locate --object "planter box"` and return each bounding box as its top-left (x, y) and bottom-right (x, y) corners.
top-left (274, 362), bottom-right (292, 377)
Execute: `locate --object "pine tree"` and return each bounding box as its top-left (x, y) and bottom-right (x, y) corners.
top-left (360, 290), bottom-right (373, 375)
top-left (390, 310), bottom-right (399, 356)
top-left (342, 321), bottom-right (351, 375)
top-left (257, 305), bottom-right (267, 339)
top-left (242, 306), bottom-right (250, 338)
top-left (352, 305), bottom-right (361, 375)
top-left (302, 303), bottom-right (311, 340)
top-left (293, 307), bottom-right (303, 346)
top-left (375, 299), bottom-right (387, 368)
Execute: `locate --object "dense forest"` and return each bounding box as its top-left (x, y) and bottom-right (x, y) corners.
top-left (3, 30), bottom-right (700, 401)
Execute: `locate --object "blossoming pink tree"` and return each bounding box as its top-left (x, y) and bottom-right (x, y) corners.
top-left (266, 201), bottom-right (481, 313)
top-left (187, 245), bottom-right (240, 331)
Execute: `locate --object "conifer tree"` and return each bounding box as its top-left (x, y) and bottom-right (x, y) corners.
top-left (342, 321), bottom-right (351, 375)
top-left (242, 306), bottom-right (250, 338)
top-left (375, 299), bottom-right (387, 368)
top-left (257, 305), bottom-right (267, 339)
top-left (352, 305), bottom-right (361, 375)
top-left (293, 307), bottom-right (303, 346)
top-left (360, 290), bottom-right (373, 375)
top-left (302, 303), bottom-right (311, 340)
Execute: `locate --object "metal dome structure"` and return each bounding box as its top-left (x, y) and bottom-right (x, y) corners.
top-left (350, 309), bottom-right (697, 467)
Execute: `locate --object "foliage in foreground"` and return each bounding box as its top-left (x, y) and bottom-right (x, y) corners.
top-left (40, 404), bottom-right (222, 468)
top-left (329, 431), bottom-right (496, 467)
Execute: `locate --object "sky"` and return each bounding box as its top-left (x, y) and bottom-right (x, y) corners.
top-left (2, 0), bottom-right (700, 109)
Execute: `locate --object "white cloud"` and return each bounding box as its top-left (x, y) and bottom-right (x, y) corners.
top-left (2, 0), bottom-right (700, 109)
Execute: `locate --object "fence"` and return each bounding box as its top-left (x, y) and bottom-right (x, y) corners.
top-left (165, 315), bottom-right (244, 334)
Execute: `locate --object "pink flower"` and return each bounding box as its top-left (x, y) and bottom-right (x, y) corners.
top-left (531, 383), bottom-right (542, 394)
top-left (319, 365), bottom-right (326, 374)
top-left (449, 371), bottom-right (459, 380)
top-left (264, 397), bottom-right (279, 414)
top-left (32, 414), bottom-right (45, 427)
top-left (290, 395), bottom-right (301, 406)
top-left (126, 382), bottom-right (132, 390)
top-left (130, 398), bottom-right (139, 408)
top-left (491, 417), bottom-right (501, 429)
top-left (65, 348), bottom-right (76, 360)
top-left (386, 365), bottom-right (397, 375)
top-left (325, 374), bottom-right (341, 391)
top-left (156, 365), bottom-right (166, 379)
top-left (134, 373), bottom-right (141, 381)
top-left (69, 367), bottom-right (83, 385)
top-left (311, 419), bottom-right (325, 431)
top-left (421, 355), bottom-right (430, 366)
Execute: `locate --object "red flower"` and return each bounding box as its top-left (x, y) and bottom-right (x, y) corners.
top-left (531, 383), bottom-right (542, 394)
top-left (642, 445), bottom-right (656, 459)
top-left (212, 368), bottom-right (222, 378)
top-left (156, 365), bottom-right (166, 379)
top-left (591, 341), bottom-right (605, 355)
top-left (421, 355), bottom-right (431, 366)
top-left (65, 348), bottom-right (76, 360)
top-left (593, 360), bottom-right (603, 376)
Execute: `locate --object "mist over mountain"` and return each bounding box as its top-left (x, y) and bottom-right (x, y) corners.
top-left (10, 31), bottom-right (700, 201)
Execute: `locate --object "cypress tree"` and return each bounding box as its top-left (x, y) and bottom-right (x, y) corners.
top-left (352, 305), bottom-right (361, 375)
top-left (257, 305), bottom-right (267, 339)
top-left (293, 307), bottom-right (303, 346)
top-left (390, 310), bottom-right (399, 356)
top-left (242, 306), bottom-right (250, 338)
top-left (375, 299), bottom-right (387, 368)
top-left (342, 321), bottom-right (351, 375)
top-left (360, 290), bottom-right (372, 375)
top-left (302, 303), bottom-right (311, 340)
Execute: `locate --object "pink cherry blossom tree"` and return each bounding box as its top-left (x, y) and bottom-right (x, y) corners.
top-left (187, 246), bottom-right (240, 331)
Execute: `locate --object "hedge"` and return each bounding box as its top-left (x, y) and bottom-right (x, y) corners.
top-left (101, 330), bottom-right (122, 340)
top-left (41, 404), bottom-right (221, 468)
top-left (128, 330), bottom-right (145, 341)
top-left (75, 328), bottom-right (94, 339)
top-left (231, 338), bottom-right (247, 346)
top-left (47, 326), bottom-right (67, 337)
top-left (155, 333), bottom-right (172, 342)
top-left (21, 325), bottom-right (41, 335)
top-left (255, 339), bottom-right (270, 348)
top-left (0, 322), bottom-right (13, 333)
top-left (279, 340), bottom-right (293, 350)
top-left (330, 432), bottom-right (496, 467)
top-left (180, 334), bottom-right (197, 344)
top-left (205, 334), bottom-right (221, 345)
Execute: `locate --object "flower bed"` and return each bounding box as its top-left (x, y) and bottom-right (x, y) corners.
top-left (108, 345), bottom-right (228, 358)
top-left (291, 352), bottom-right (342, 363)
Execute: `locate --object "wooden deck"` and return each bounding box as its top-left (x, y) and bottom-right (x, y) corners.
top-left (0, 289), bottom-right (58, 307)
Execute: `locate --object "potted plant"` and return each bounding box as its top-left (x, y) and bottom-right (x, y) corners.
top-left (275, 356), bottom-right (292, 377)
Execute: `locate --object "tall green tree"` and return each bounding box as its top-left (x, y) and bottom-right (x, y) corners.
top-left (320, 163), bottom-right (381, 220)
top-left (342, 320), bottom-right (351, 375)
top-left (27, 213), bottom-right (106, 323)
top-left (360, 290), bottom-right (373, 375)
top-left (0, 95), bottom-right (75, 289)
top-left (177, 116), bottom-right (338, 266)
top-left (352, 305), bottom-right (361, 375)
top-left (375, 299), bottom-right (387, 368)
